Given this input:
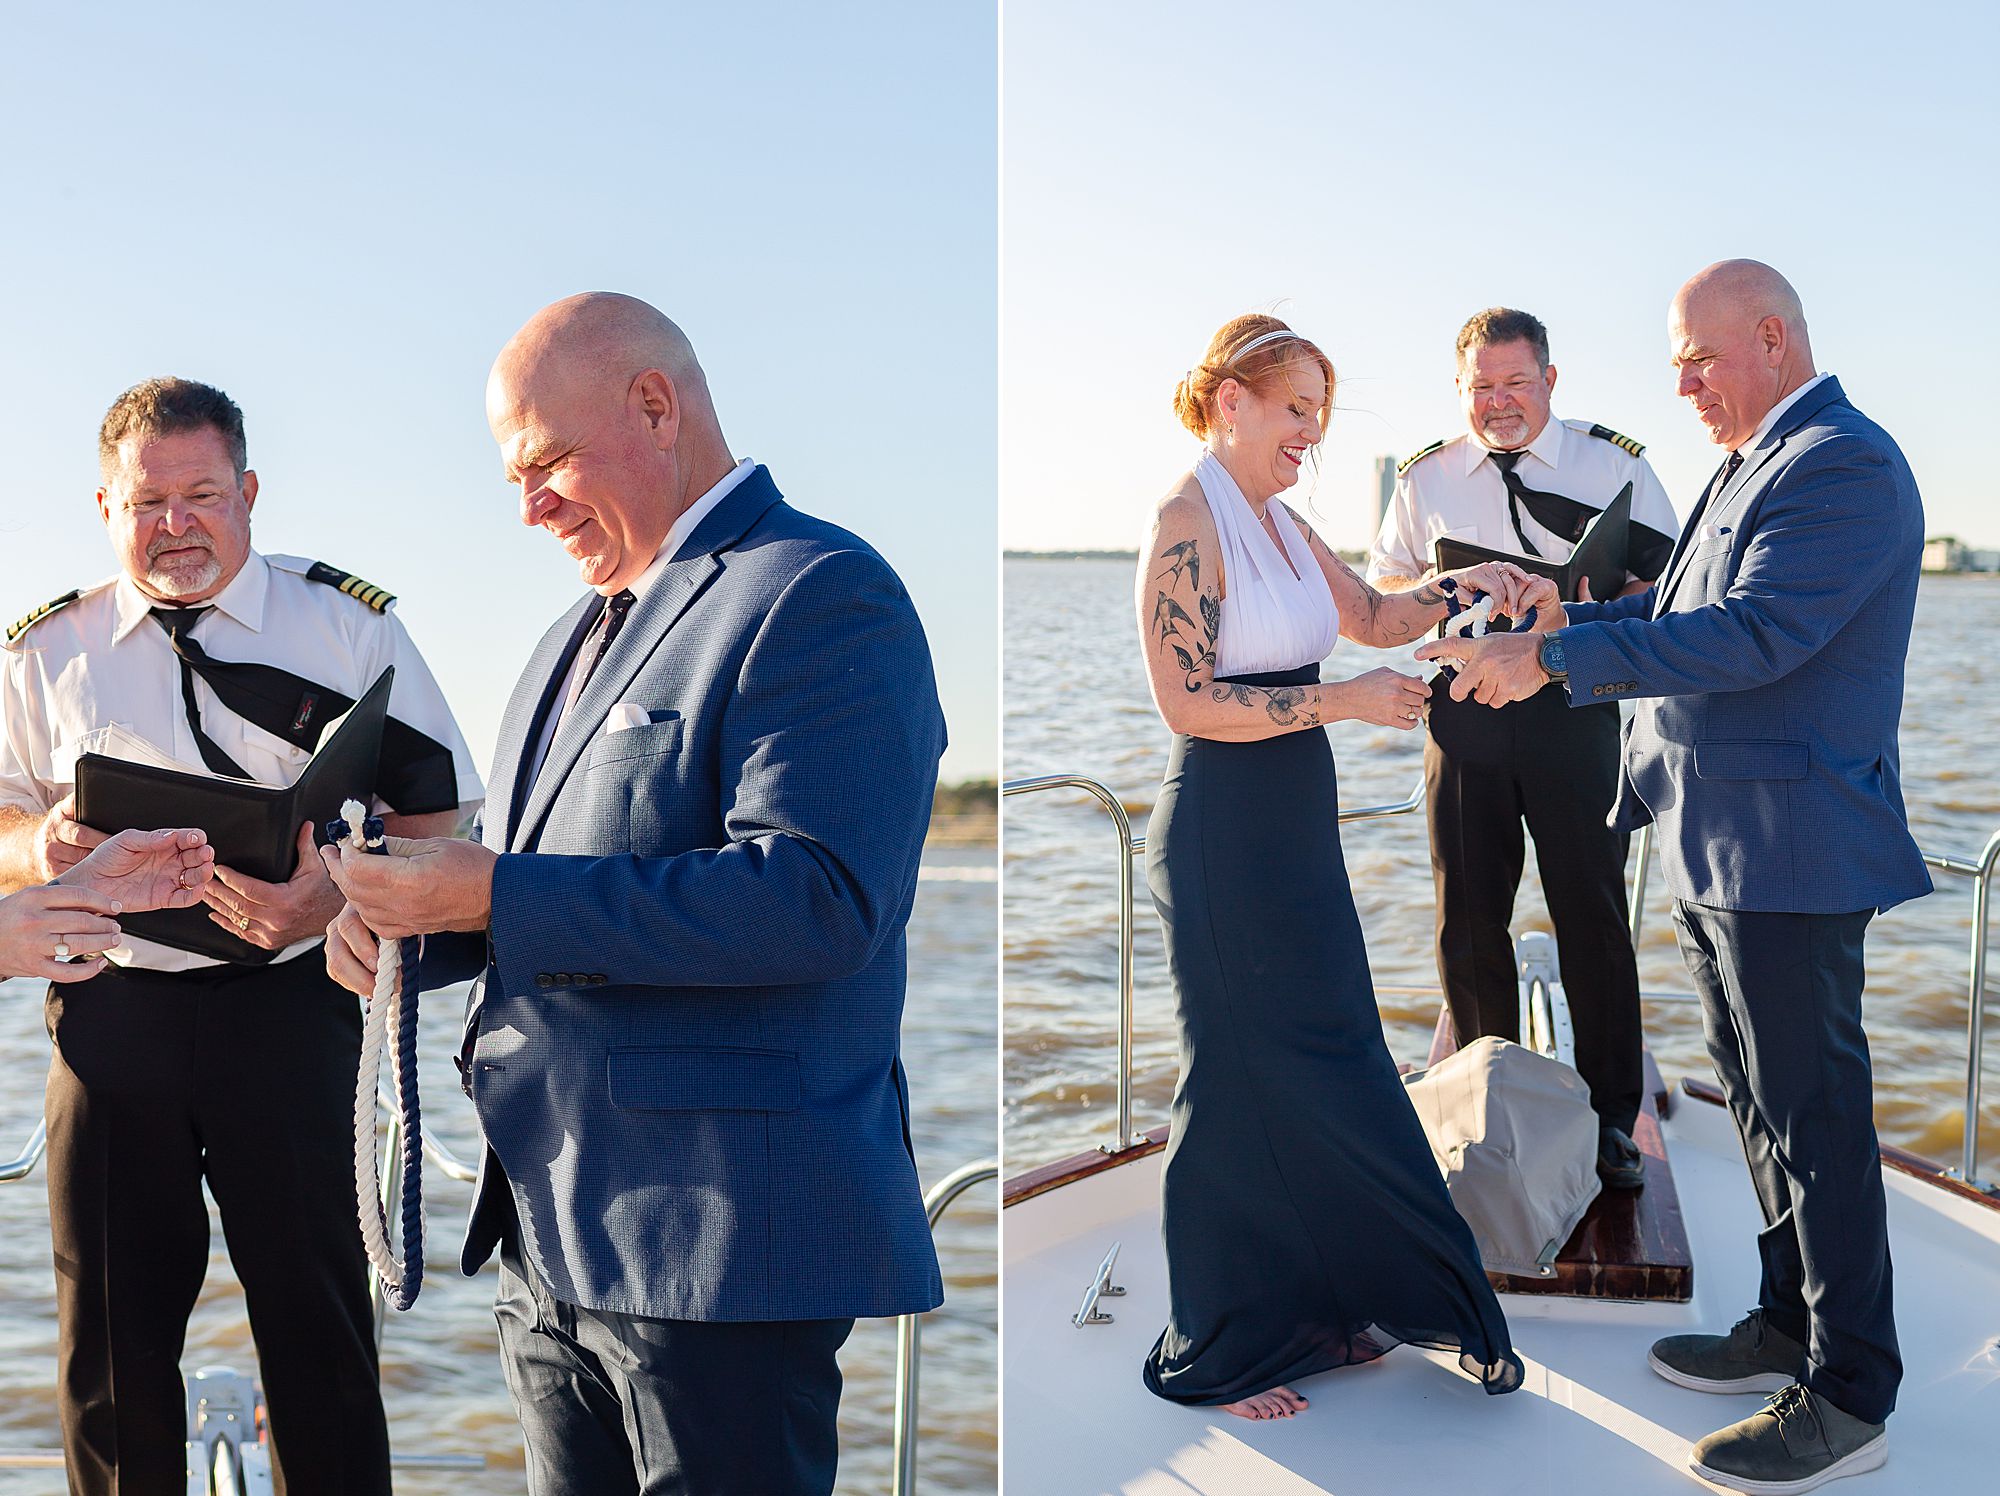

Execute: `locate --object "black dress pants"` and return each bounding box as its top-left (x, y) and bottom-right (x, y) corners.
top-left (44, 952), bottom-right (390, 1496)
top-left (495, 1233), bottom-right (852, 1496)
top-left (1425, 684), bottom-right (1644, 1134)
top-left (1672, 901), bottom-right (1900, 1424)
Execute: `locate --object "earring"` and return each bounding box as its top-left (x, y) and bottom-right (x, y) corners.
top-left (1226, 424), bottom-right (1235, 437)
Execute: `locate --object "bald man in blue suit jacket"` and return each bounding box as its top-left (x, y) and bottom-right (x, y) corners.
top-left (1422, 261), bottom-right (1927, 1495)
top-left (325, 294), bottom-right (945, 1496)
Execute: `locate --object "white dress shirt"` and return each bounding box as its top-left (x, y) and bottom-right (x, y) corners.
top-left (1739, 372), bottom-right (1830, 452)
top-left (0, 551), bottom-right (485, 971)
top-left (1367, 418), bottom-right (1681, 585)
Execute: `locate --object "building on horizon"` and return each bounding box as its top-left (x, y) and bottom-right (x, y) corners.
top-left (1373, 454), bottom-right (1396, 530)
top-left (1923, 536), bottom-right (2000, 573)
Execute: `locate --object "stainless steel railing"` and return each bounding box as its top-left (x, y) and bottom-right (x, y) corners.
top-left (1002, 776), bottom-right (1146, 1152)
top-left (891, 1157), bottom-right (999, 1496)
top-left (1004, 772), bottom-right (2000, 1189)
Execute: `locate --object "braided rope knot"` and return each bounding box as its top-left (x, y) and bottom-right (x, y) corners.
top-left (328, 798), bottom-right (425, 1311)
top-left (1423, 577), bottom-right (1495, 685)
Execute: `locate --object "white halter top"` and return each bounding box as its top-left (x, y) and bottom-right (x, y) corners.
top-left (1193, 451), bottom-right (1340, 676)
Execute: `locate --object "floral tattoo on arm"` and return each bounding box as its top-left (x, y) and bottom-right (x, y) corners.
top-left (1150, 540), bottom-right (1218, 691)
top-left (1150, 539), bottom-right (1322, 727)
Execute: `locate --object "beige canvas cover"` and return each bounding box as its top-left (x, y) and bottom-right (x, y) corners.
top-left (1401, 1035), bottom-right (1603, 1278)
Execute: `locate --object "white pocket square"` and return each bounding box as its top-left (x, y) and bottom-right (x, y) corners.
top-left (605, 702), bottom-right (651, 734)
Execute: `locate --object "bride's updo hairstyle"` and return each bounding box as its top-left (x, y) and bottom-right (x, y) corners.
top-left (1172, 314), bottom-right (1336, 441)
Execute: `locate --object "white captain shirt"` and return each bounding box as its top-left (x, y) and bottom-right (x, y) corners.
top-left (1367, 417), bottom-right (1681, 586)
top-left (0, 551), bottom-right (486, 971)
top-left (524, 457), bottom-right (757, 788)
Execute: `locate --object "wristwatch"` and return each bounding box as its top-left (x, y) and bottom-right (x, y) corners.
top-left (1538, 631), bottom-right (1569, 684)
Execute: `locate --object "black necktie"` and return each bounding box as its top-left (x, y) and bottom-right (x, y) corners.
top-left (1489, 450), bottom-right (1600, 557)
top-left (573, 590), bottom-right (636, 701)
top-left (149, 606), bottom-right (253, 778)
top-left (146, 605), bottom-right (459, 810)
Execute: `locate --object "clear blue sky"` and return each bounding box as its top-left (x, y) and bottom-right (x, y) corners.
top-left (1002, 0), bottom-right (1993, 553)
top-left (0, 3), bottom-right (997, 781)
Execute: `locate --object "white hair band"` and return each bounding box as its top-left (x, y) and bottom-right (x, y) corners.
top-left (1228, 328), bottom-right (1309, 361)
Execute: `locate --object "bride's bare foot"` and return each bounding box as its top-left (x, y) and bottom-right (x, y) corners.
top-left (1220, 1385), bottom-right (1308, 1420)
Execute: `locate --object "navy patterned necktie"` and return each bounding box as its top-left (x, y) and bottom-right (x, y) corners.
top-left (573, 589), bottom-right (636, 700)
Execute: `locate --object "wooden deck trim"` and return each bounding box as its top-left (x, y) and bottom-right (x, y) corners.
top-left (1003, 1126), bottom-right (1170, 1208)
top-left (1679, 1077), bottom-right (2000, 1216)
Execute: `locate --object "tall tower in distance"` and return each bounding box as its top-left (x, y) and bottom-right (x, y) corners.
top-left (1372, 455), bottom-right (1397, 528)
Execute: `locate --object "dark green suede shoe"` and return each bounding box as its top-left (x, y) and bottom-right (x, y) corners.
top-left (1649, 1307), bottom-right (1804, 1394)
top-left (1689, 1383), bottom-right (1887, 1493)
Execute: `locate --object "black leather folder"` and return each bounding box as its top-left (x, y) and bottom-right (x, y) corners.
top-left (73, 666), bottom-right (394, 965)
top-left (1434, 482), bottom-right (1634, 605)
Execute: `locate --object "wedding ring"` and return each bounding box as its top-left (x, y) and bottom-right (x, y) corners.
top-left (236, 914), bottom-right (250, 930)
top-left (53, 940), bottom-right (70, 959)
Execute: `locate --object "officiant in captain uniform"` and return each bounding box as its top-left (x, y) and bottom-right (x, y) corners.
top-left (1368, 307), bottom-right (1678, 1189)
top-left (0, 377), bottom-right (483, 1496)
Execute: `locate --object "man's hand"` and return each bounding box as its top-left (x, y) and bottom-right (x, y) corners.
top-left (1449, 561), bottom-right (1543, 618)
top-left (36, 793), bottom-right (110, 881)
top-left (205, 820), bottom-right (344, 950)
top-left (319, 834), bottom-right (497, 942)
top-left (1520, 573), bottom-right (1568, 632)
top-left (324, 901), bottom-right (381, 998)
top-left (61, 827), bottom-right (215, 912)
top-left (1415, 632), bottom-right (1552, 706)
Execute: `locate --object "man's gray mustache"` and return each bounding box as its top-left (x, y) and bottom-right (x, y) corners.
top-left (148, 535), bottom-right (216, 560)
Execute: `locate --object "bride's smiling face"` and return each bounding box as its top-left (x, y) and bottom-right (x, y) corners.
top-left (1213, 359), bottom-right (1328, 498)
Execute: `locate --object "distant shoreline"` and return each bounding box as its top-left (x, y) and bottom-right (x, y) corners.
top-left (928, 779), bottom-right (996, 847)
top-left (1004, 549), bottom-right (1138, 561)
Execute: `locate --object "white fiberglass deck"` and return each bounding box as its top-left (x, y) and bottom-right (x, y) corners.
top-left (1002, 1089), bottom-right (2000, 1495)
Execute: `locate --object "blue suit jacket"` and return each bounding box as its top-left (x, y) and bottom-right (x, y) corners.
top-left (439, 466), bottom-right (946, 1322)
top-left (1558, 377), bottom-right (1931, 915)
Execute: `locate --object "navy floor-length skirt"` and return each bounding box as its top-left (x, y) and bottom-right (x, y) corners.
top-left (1141, 665), bottom-right (1522, 1404)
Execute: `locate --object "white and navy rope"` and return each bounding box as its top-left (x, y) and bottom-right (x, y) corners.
top-left (1428, 576), bottom-right (1494, 687)
top-left (329, 800), bottom-right (425, 1311)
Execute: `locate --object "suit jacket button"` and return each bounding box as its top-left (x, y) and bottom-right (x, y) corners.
top-left (591, 974), bottom-right (607, 985)
top-left (555, 972), bottom-right (573, 986)
top-left (535, 973), bottom-right (552, 988)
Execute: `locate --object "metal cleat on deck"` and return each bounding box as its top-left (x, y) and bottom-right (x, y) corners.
top-left (1514, 929), bottom-right (1576, 1070)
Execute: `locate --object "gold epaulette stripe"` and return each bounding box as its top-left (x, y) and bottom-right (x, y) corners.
top-left (338, 575), bottom-right (393, 611)
top-left (1396, 439), bottom-right (1447, 476)
top-left (6, 590), bottom-right (82, 643)
top-left (1587, 423), bottom-right (1646, 457)
top-left (306, 561), bottom-right (396, 612)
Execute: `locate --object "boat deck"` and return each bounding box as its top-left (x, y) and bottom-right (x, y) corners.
top-left (1002, 1085), bottom-right (2000, 1495)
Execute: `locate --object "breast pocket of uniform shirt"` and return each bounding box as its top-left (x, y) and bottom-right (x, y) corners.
top-left (233, 718), bottom-right (314, 790)
top-left (1426, 523), bottom-right (1477, 566)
